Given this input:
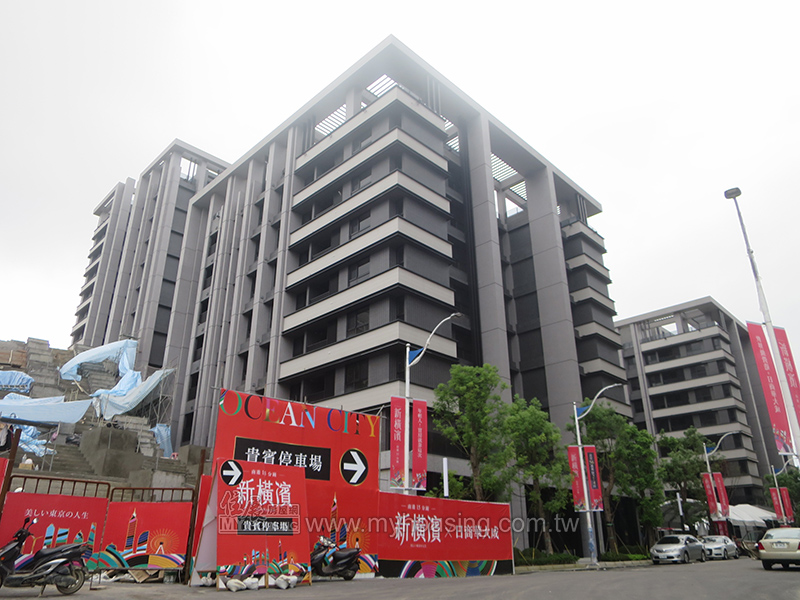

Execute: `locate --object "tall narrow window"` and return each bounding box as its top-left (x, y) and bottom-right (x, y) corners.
top-left (345, 360), bottom-right (369, 392)
top-left (348, 258), bottom-right (369, 284)
top-left (349, 212), bottom-right (370, 238)
top-left (347, 309), bottom-right (369, 337)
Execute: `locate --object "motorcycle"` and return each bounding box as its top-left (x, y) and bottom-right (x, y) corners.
top-left (310, 536), bottom-right (361, 580)
top-left (0, 517), bottom-right (90, 595)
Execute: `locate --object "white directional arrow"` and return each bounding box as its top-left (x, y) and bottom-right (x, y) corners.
top-left (342, 450), bottom-right (366, 484)
top-left (221, 460), bottom-right (242, 486)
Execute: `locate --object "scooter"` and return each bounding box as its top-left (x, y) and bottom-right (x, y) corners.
top-left (310, 536), bottom-right (361, 580)
top-left (0, 517), bottom-right (90, 595)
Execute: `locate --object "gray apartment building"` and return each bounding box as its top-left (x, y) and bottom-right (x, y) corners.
top-left (617, 297), bottom-right (779, 504)
top-left (72, 38), bottom-right (626, 466)
top-left (71, 141), bottom-right (228, 371)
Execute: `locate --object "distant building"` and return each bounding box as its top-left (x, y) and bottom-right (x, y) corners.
top-left (72, 38), bottom-right (626, 464)
top-left (617, 297), bottom-right (778, 504)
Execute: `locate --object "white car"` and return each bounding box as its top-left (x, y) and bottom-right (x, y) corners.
top-left (702, 535), bottom-right (739, 560)
top-left (651, 534), bottom-right (706, 564)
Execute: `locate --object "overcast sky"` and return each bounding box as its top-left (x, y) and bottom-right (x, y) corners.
top-left (2, 1), bottom-right (799, 359)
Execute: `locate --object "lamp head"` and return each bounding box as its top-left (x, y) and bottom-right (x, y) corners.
top-left (724, 188), bottom-right (741, 199)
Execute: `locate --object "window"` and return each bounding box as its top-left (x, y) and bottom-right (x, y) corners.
top-left (347, 309), bottom-right (369, 337)
top-left (351, 170), bottom-right (371, 195)
top-left (352, 129), bottom-right (371, 154)
top-left (691, 364), bottom-right (707, 379)
top-left (349, 212), bottom-right (370, 237)
top-left (392, 245), bottom-right (404, 268)
top-left (345, 361), bottom-right (369, 392)
top-left (390, 153), bottom-right (402, 172)
top-left (180, 157), bottom-right (198, 182)
top-left (349, 259), bottom-right (369, 284)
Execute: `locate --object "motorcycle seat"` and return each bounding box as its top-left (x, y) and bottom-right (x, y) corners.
top-left (332, 548), bottom-right (359, 562)
top-left (34, 543), bottom-right (82, 560)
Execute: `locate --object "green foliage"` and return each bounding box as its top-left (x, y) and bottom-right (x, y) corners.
top-left (500, 396), bottom-right (570, 512)
top-left (599, 551), bottom-right (648, 562)
top-left (432, 364), bottom-right (509, 501)
top-left (658, 427), bottom-right (722, 524)
top-left (573, 401), bottom-right (663, 549)
top-left (764, 465), bottom-right (800, 520)
top-left (424, 470), bottom-right (473, 500)
top-left (513, 547), bottom-right (578, 566)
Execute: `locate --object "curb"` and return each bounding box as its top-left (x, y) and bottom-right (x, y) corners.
top-left (515, 560), bottom-right (651, 574)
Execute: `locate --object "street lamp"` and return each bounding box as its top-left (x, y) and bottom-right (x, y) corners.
top-left (704, 431), bottom-right (734, 524)
top-left (771, 453), bottom-right (796, 525)
top-left (724, 188), bottom-right (800, 463)
top-left (403, 312), bottom-right (462, 494)
top-left (573, 383), bottom-right (622, 565)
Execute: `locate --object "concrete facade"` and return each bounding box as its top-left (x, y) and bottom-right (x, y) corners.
top-left (72, 38), bottom-right (626, 477)
top-left (616, 297), bottom-right (777, 504)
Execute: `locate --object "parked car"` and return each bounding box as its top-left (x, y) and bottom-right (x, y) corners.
top-left (702, 535), bottom-right (739, 560)
top-left (651, 534), bottom-right (706, 564)
top-left (757, 527), bottom-right (800, 570)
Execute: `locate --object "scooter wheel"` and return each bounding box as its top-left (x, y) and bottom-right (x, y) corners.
top-left (55, 567), bottom-right (85, 595)
top-left (341, 569), bottom-right (357, 581)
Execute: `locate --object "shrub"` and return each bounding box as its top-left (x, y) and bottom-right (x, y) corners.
top-left (599, 551), bottom-right (648, 562)
top-left (514, 549), bottom-right (578, 566)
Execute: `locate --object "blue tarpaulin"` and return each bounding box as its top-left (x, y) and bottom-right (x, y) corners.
top-left (0, 400), bottom-right (93, 424)
top-left (2, 394), bottom-right (66, 405)
top-left (0, 371), bottom-right (34, 393)
top-left (92, 369), bottom-right (173, 419)
top-left (150, 424), bottom-right (173, 458)
top-left (59, 339), bottom-right (137, 382)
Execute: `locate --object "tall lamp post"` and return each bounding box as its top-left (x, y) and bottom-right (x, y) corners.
top-left (725, 188), bottom-right (800, 462)
top-left (704, 430), bottom-right (734, 526)
top-left (404, 312), bottom-right (462, 494)
top-left (573, 383), bottom-right (622, 564)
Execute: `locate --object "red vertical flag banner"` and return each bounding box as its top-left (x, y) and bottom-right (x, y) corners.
top-left (780, 487), bottom-right (794, 521)
top-left (702, 473), bottom-right (718, 516)
top-left (774, 327), bottom-right (800, 431)
top-left (583, 446), bottom-right (603, 511)
top-left (748, 323), bottom-right (795, 454)
top-left (390, 397), bottom-right (406, 489)
top-left (713, 472), bottom-right (730, 518)
top-left (411, 400), bottom-right (427, 490)
top-left (567, 446), bottom-right (586, 512)
top-left (770, 488), bottom-right (784, 521)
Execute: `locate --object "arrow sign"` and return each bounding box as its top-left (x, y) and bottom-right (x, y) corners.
top-left (341, 449), bottom-right (368, 485)
top-left (221, 459), bottom-right (243, 486)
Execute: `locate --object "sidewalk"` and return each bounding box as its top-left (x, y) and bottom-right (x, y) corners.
top-left (515, 559), bottom-right (651, 573)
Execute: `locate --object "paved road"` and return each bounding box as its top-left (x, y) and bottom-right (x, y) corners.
top-left (0, 559), bottom-right (796, 599)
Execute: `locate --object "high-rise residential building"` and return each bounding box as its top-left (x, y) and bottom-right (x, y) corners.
top-left (158, 37), bottom-right (626, 451)
top-left (72, 38), bottom-right (626, 465)
top-left (71, 141), bottom-right (228, 371)
top-left (616, 297), bottom-right (778, 504)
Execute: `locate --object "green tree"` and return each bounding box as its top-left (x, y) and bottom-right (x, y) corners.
top-left (432, 364), bottom-right (510, 501)
top-left (764, 465), bottom-right (800, 522)
top-left (658, 427), bottom-right (723, 526)
top-left (500, 395), bottom-right (570, 554)
top-left (573, 402), bottom-right (663, 552)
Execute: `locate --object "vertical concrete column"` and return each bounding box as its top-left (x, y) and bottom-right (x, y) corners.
top-left (525, 167), bottom-right (582, 435)
top-left (265, 130), bottom-right (297, 396)
top-left (463, 114), bottom-right (512, 391)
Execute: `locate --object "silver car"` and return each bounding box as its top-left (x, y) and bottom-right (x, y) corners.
top-left (757, 527), bottom-right (800, 570)
top-left (702, 535), bottom-right (739, 560)
top-left (651, 534), bottom-right (706, 564)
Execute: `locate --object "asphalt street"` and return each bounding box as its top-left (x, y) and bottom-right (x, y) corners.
top-left (0, 559), bottom-right (796, 600)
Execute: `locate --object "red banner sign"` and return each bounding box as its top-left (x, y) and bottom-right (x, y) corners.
top-left (770, 487), bottom-right (784, 521)
top-left (774, 327), bottom-right (800, 432)
top-left (377, 493), bottom-right (512, 562)
top-left (748, 323), bottom-right (794, 454)
top-left (412, 400), bottom-right (427, 491)
top-left (0, 493), bottom-right (107, 558)
top-left (101, 500), bottom-right (192, 569)
top-left (390, 397), bottom-right (406, 489)
top-left (568, 446), bottom-right (586, 512)
top-left (583, 446), bottom-right (603, 511)
top-left (215, 458), bottom-right (310, 575)
top-left (780, 487), bottom-right (794, 521)
top-left (702, 473), bottom-right (717, 516)
top-left (713, 472), bottom-right (729, 518)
